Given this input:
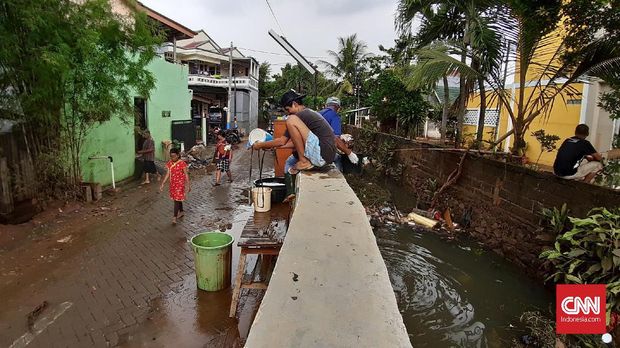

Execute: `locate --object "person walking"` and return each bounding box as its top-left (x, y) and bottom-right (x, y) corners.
top-left (213, 130), bottom-right (233, 186)
top-left (159, 148), bottom-right (190, 224)
top-left (137, 130), bottom-right (159, 184)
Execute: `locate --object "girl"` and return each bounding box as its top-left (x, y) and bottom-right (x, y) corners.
top-left (159, 148), bottom-right (190, 224)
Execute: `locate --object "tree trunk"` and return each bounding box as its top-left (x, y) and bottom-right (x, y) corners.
top-left (441, 75), bottom-right (450, 142)
top-left (475, 77), bottom-right (486, 146)
top-left (455, 51), bottom-right (467, 148)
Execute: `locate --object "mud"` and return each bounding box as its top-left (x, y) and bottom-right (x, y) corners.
top-left (0, 147), bottom-right (275, 347)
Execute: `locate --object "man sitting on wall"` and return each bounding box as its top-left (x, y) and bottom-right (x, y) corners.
top-left (252, 90), bottom-right (336, 174)
top-left (320, 96), bottom-right (359, 170)
top-left (553, 124), bottom-right (603, 183)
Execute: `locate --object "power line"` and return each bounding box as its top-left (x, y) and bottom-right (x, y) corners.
top-left (265, 0), bottom-right (285, 36)
top-left (237, 46), bottom-right (327, 59)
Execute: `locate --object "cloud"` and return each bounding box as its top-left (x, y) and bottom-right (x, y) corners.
top-left (140, 0), bottom-right (399, 71)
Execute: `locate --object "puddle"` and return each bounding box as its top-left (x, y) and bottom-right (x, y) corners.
top-left (119, 205), bottom-right (262, 348)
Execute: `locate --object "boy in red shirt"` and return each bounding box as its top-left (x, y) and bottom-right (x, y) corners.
top-left (213, 130), bottom-right (233, 186)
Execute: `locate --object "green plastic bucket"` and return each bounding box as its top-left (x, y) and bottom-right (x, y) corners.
top-left (190, 232), bottom-right (234, 291)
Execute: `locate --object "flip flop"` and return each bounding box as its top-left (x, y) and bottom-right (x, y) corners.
top-left (295, 163), bottom-right (314, 172)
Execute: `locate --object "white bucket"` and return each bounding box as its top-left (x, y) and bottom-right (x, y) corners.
top-left (248, 128), bottom-right (273, 147)
top-left (252, 187), bottom-right (272, 212)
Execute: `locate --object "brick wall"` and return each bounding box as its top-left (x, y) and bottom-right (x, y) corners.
top-left (346, 126), bottom-right (620, 276)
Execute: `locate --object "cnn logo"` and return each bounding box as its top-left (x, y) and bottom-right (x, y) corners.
top-left (560, 296), bottom-right (600, 315)
top-left (556, 284), bottom-right (606, 334)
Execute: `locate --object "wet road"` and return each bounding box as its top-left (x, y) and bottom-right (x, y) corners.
top-left (0, 147), bottom-right (272, 347)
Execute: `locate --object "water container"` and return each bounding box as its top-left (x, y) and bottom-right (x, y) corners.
top-left (252, 187), bottom-right (272, 212)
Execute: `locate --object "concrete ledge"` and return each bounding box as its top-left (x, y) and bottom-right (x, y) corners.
top-left (245, 169), bottom-right (411, 348)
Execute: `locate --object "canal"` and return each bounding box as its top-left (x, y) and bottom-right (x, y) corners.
top-left (367, 178), bottom-right (553, 347)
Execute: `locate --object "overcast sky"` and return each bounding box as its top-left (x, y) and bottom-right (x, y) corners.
top-left (140, 0), bottom-right (400, 74)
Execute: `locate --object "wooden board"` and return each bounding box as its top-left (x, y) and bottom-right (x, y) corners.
top-left (238, 203), bottom-right (290, 248)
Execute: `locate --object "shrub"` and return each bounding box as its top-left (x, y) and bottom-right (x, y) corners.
top-left (540, 208), bottom-right (620, 329)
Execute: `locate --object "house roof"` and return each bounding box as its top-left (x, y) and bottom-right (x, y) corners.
top-left (136, 1), bottom-right (196, 40)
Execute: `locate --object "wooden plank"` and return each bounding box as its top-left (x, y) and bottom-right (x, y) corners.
top-left (241, 283), bottom-right (268, 290)
top-left (238, 203), bottom-right (290, 247)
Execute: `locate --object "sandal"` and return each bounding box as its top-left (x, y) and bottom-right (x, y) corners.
top-left (295, 162), bottom-right (314, 171)
top-left (212, 182), bottom-right (221, 187)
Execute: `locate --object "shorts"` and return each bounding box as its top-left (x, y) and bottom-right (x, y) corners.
top-left (143, 160), bottom-right (157, 174)
top-left (217, 159), bottom-right (230, 172)
top-left (304, 131), bottom-right (326, 167)
top-left (561, 161), bottom-right (603, 181)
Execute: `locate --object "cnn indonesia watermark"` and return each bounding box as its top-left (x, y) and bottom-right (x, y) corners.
top-left (556, 284), bottom-right (613, 344)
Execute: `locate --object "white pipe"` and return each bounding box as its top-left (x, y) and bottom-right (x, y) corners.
top-left (201, 116), bottom-right (207, 143)
top-left (88, 156), bottom-right (116, 190)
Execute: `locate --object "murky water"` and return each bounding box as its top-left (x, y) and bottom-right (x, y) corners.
top-left (376, 224), bottom-right (552, 347)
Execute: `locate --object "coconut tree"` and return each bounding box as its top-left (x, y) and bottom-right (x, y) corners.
top-left (321, 34), bottom-right (372, 105)
top-left (398, 0), bottom-right (620, 154)
top-left (396, 0), bottom-right (502, 146)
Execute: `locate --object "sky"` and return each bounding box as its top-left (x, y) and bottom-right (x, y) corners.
top-left (140, 0), bottom-right (400, 74)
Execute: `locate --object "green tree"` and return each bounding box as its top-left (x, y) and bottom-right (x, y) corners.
top-left (366, 68), bottom-right (433, 137)
top-left (396, 0), bottom-right (503, 146)
top-left (0, 0), bottom-right (161, 190)
top-left (265, 63), bottom-right (337, 109)
top-left (321, 34), bottom-right (372, 106)
top-left (258, 62), bottom-right (272, 123)
top-left (397, 0), bottom-right (620, 155)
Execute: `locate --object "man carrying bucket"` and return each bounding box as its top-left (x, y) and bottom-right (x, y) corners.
top-left (252, 90), bottom-right (336, 174)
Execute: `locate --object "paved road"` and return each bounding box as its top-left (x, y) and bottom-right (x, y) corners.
top-left (0, 148), bottom-right (268, 347)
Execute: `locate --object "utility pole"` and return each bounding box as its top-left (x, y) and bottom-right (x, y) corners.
top-left (227, 41), bottom-right (233, 129)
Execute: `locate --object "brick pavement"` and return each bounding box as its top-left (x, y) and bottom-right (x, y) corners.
top-left (0, 149), bottom-right (263, 347)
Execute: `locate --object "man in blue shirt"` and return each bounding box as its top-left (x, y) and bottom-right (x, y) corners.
top-left (319, 97), bottom-right (358, 170)
top-left (320, 97), bottom-right (342, 136)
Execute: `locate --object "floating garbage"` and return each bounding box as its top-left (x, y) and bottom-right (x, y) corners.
top-left (407, 212), bottom-right (440, 229)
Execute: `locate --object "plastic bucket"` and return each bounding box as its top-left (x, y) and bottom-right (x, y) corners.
top-left (190, 232), bottom-right (234, 292)
top-left (252, 187), bottom-right (272, 212)
top-left (248, 128), bottom-right (273, 146)
top-left (254, 177), bottom-right (286, 203)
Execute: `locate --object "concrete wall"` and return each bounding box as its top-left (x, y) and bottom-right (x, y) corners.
top-left (81, 57), bottom-right (191, 186)
top-left (144, 58), bottom-right (192, 160)
top-left (246, 170), bottom-right (411, 347)
top-left (345, 126), bottom-right (620, 277)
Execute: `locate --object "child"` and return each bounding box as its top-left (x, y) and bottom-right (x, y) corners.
top-left (159, 148), bottom-right (190, 224)
top-left (213, 131), bottom-right (233, 186)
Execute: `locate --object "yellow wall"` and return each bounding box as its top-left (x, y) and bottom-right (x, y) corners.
top-left (521, 84), bottom-right (583, 166)
top-left (465, 82), bottom-right (584, 166)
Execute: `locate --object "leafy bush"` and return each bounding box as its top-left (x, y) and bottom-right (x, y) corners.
top-left (541, 203), bottom-right (570, 235)
top-left (540, 208), bottom-right (620, 327)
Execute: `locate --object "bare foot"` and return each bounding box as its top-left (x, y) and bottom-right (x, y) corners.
top-left (283, 194), bottom-right (296, 203)
top-left (140, 180), bottom-right (150, 185)
top-left (177, 212), bottom-right (185, 219)
top-left (172, 217), bottom-right (177, 225)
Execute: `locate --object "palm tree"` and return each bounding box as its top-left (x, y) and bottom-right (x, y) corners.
top-left (398, 0), bottom-right (620, 154)
top-left (396, 0), bottom-right (502, 146)
top-left (321, 34), bottom-right (372, 104)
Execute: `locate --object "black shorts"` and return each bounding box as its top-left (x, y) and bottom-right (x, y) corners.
top-left (143, 160), bottom-right (157, 174)
top-left (217, 159), bottom-right (230, 172)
